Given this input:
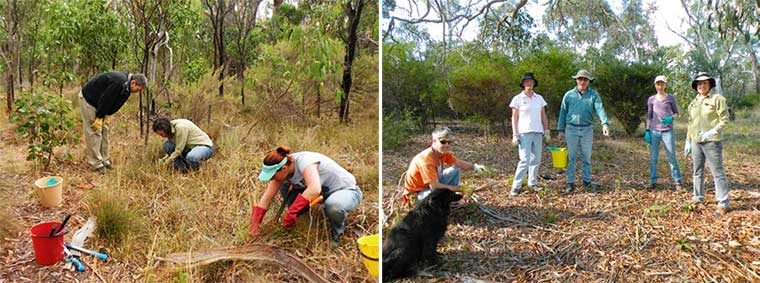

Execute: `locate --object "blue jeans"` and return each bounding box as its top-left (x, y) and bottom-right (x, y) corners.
top-left (417, 167), bottom-right (460, 201)
top-left (691, 141), bottom-right (729, 208)
top-left (163, 141), bottom-right (214, 171)
top-left (649, 129), bottom-right (683, 185)
top-left (278, 182), bottom-right (362, 236)
top-left (512, 133), bottom-right (543, 190)
top-left (565, 124), bottom-right (593, 184)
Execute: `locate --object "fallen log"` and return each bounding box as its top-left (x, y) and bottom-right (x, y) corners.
top-left (155, 244), bottom-right (331, 283)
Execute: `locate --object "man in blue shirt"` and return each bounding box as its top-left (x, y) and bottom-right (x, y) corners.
top-left (557, 70), bottom-right (610, 192)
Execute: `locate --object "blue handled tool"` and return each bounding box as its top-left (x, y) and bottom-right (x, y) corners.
top-left (63, 246), bottom-right (85, 272)
top-left (66, 244), bottom-right (108, 261)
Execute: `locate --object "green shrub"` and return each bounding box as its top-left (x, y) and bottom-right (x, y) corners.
top-left (727, 93), bottom-right (760, 109)
top-left (382, 111), bottom-right (418, 150)
top-left (10, 92), bottom-right (79, 169)
top-left (595, 59), bottom-right (665, 135)
top-left (91, 192), bottom-right (138, 244)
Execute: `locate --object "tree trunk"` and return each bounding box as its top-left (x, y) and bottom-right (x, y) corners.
top-left (338, 0), bottom-right (365, 123)
top-left (316, 82), bottom-right (321, 118)
top-left (747, 39), bottom-right (760, 95)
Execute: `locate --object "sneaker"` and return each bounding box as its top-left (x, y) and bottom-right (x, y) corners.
top-left (94, 166), bottom-right (107, 174)
top-left (675, 183), bottom-right (684, 192)
top-left (104, 161), bottom-right (113, 169)
top-left (564, 183), bottom-right (575, 193)
top-left (713, 207), bottom-right (727, 217)
top-left (329, 230), bottom-right (343, 248)
top-left (645, 183), bottom-right (656, 190)
top-left (509, 188), bottom-right (520, 197)
top-left (529, 185), bottom-right (543, 192)
top-left (583, 181), bottom-right (601, 190)
top-left (689, 198), bottom-right (704, 204)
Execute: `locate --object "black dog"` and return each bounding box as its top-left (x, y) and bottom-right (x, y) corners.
top-left (382, 188), bottom-right (463, 281)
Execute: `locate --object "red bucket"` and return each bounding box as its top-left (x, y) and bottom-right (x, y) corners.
top-left (30, 221), bottom-right (67, 265)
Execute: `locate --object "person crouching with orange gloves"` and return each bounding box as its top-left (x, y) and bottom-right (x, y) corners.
top-left (248, 146), bottom-right (363, 247)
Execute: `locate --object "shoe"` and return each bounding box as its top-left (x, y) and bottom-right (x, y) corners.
top-left (675, 183), bottom-right (684, 192)
top-left (645, 183), bottom-right (656, 190)
top-left (689, 198), bottom-right (704, 204)
top-left (713, 207), bottom-right (727, 217)
top-left (564, 183), bottom-right (575, 193)
top-left (328, 229), bottom-right (343, 248)
top-left (509, 189), bottom-right (520, 197)
top-left (529, 186), bottom-right (543, 192)
top-left (104, 161), bottom-right (112, 169)
top-left (94, 166), bottom-right (107, 174)
top-left (583, 181), bottom-right (601, 190)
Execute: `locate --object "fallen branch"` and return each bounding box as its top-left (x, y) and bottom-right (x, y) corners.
top-left (155, 244), bottom-right (331, 283)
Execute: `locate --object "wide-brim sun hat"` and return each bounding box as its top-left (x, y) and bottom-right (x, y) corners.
top-left (571, 69), bottom-right (594, 82)
top-left (654, 75), bottom-right (667, 84)
top-left (691, 72), bottom-right (716, 91)
top-left (520, 72), bottom-right (538, 88)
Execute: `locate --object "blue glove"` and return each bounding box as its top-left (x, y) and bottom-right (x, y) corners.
top-left (661, 116), bottom-right (673, 125)
top-left (644, 130), bottom-right (651, 144)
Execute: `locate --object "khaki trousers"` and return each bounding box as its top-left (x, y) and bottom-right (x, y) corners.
top-left (78, 92), bottom-right (110, 169)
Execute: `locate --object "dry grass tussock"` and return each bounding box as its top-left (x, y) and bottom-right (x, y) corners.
top-left (382, 108), bottom-right (760, 282)
top-left (0, 77), bottom-right (378, 282)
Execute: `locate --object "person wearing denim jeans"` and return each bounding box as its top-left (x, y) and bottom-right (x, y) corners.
top-left (557, 70), bottom-right (610, 193)
top-left (161, 141), bottom-right (214, 172)
top-left (404, 127), bottom-right (486, 202)
top-left (153, 118), bottom-right (214, 172)
top-left (684, 72), bottom-right (730, 216)
top-left (251, 146), bottom-right (363, 247)
top-left (646, 76), bottom-right (683, 190)
top-left (509, 72), bottom-right (550, 196)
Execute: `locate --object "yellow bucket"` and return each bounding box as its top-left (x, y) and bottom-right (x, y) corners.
top-left (33, 176), bottom-right (63, 208)
top-left (549, 148), bottom-right (568, 169)
top-left (357, 234), bottom-right (379, 278)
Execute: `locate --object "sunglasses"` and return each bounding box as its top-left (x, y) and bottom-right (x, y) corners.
top-left (439, 140), bottom-right (452, 145)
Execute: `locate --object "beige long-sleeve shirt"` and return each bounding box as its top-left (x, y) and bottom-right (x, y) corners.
top-left (167, 119), bottom-right (213, 161)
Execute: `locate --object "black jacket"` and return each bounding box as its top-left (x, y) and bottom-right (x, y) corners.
top-left (82, 71), bottom-right (132, 118)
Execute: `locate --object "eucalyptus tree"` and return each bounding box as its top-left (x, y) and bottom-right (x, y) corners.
top-left (202, 0), bottom-right (232, 97)
top-left (229, 0), bottom-right (263, 106)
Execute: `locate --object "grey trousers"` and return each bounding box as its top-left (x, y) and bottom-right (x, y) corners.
top-left (691, 140), bottom-right (729, 208)
top-left (79, 92), bottom-right (110, 169)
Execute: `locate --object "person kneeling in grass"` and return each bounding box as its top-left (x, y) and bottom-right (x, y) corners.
top-left (249, 146), bottom-right (362, 247)
top-left (153, 118), bottom-right (214, 172)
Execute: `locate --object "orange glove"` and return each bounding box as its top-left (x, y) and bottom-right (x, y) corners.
top-left (282, 194), bottom-right (310, 229)
top-left (249, 205), bottom-right (267, 236)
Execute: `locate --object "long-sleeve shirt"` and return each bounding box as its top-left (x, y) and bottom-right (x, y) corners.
top-left (686, 93), bottom-right (729, 142)
top-left (82, 72), bottom-right (132, 118)
top-left (647, 94), bottom-right (679, 131)
top-left (167, 119), bottom-right (213, 161)
top-left (557, 87), bottom-right (609, 131)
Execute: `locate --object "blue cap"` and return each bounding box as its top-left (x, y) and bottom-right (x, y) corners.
top-left (258, 158), bottom-right (287, 181)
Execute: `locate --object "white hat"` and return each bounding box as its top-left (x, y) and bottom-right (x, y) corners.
top-left (654, 75), bottom-right (667, 84)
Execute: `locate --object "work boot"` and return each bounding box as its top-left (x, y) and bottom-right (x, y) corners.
top-left (583, 181), bottom-right (601, 191)
top-left (564, 183), bottom-right (575, 193)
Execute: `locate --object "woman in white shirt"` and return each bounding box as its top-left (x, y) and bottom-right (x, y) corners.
top-left (509, 72), bottom-right (550, 196)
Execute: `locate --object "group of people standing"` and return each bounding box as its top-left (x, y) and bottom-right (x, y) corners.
top-left (403, 69), bottom-right (731, 217)
top-left (78, 71), bottom-right (362, 246)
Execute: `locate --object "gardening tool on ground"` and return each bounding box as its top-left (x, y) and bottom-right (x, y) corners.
top-left (54, 215), bottom-right (71, 236)
top-left (63, 245), bottom-right (85, 272)
top-left (65, 244), bottom-right (108, 261)
top-left (274, 184), bottom-right (325, 223)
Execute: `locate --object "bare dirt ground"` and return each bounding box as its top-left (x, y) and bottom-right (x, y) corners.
top-left (382, 116), bottom-right (760, 282)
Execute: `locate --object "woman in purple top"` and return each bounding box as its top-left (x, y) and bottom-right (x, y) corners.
top-left (645, 75), bottom-right (683, 190)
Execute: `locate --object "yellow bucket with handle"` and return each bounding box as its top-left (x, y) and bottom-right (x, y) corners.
top-left (547, 147), bottom-right (568, 169)
top-left (357, 234), bottom-right (379, 278)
